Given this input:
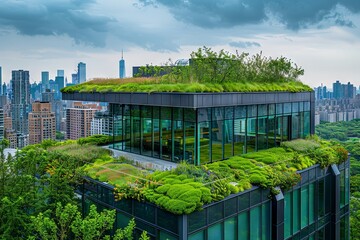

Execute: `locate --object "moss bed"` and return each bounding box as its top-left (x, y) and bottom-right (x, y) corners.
top-left (84, 137), bottom-right (348, 215)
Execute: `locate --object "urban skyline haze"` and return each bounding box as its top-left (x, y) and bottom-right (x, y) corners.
top-left (0, 1), bottom-right (360, 87)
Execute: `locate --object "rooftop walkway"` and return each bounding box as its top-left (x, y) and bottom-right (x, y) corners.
top-left (103, 146), bottom-right (178, 171)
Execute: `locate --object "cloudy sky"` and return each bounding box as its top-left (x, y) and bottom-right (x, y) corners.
top-left (0, 0), bottom-right (360, 88)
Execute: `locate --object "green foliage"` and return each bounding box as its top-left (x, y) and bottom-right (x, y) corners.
top-left (316, 119), bottom-right (360, 141)
top-left (61, 47), bottom-right (311, 94)
top-left (77, 134), bottom-right (112, 146)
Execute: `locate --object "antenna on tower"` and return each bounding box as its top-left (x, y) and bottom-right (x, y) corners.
top-left (121, 49), bottom-right (124, 60)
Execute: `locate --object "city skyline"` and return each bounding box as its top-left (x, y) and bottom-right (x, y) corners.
top-left (0, 1), bottom-right (360, 87)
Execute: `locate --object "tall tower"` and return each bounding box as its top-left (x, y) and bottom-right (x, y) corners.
top-left (119, 50), bottom-right (125, 79)
top-left (0, 66), bottom-right (2, 95)
top-left (41, 71), bottom-right (49, 92)
top-left (11, 70), bottom-right (30, 135)
top-left (77, 62), bottom-right (86, 84)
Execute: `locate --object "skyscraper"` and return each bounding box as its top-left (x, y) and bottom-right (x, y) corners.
top-left (77, 62), bottom-right (86, 84)
top-left (119, 51), bottom-right (125, 79)
top-left (0, 66), bottom-right (2, 95)
top-left (41, 71), bottom-right (49, 92)
top-left (57, 69), bottom-right (64, 77)
top-left (11, 70), bottom-right (30, 135)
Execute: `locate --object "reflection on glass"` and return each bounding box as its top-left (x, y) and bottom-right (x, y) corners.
top-left (224, 119), bottom-right (233, 159)
top-left (198, 122), bottom-right (210, 164)
top-left (234, 118), bottom-right (246, 155)
top-left (211, 120), bottom-right (223, 162)
top-left (247, 118), bottom-right (256, 153)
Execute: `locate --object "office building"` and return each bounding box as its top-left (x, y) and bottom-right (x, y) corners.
top-left (72, 73), bottom-right (78, 85)
top-left (66, 102), bottom-right (98, 140)
top-left (119, 51), bottom-right (125, 78)
top-left (28, 102), bottom-right (56, 144)
top-left (10, 70), bottom-right (30, 135)
top-left (63, 87), bottom-right (350, 240)
top-left (41, 71), bottom-right (49, 91)
top-left (77, 62), bottom-right (86, 84)
top-left (57, 69), bottom-right (64, 77)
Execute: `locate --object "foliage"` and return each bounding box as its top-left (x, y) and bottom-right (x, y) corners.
top-left (30, 203), bottom-right (146, 240)
top-left (61, 47), bottom-right (312, 94)
top-left (316, 119), bottom-right (360, 141)
top-left (77, 134), bottom-right (113, 146)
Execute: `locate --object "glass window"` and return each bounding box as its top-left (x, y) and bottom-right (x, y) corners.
top-left (345, 168), bottom-right (349, 205)
top-left (250, 206), bottom-right (261, 240)
top-left (304, 102), bottom-right (310, 111)
top-left (284, 103), bottom-right (291, 114)
top-left (224, 217), bottom-right (236, 240)
top-left (142, 117), bottom-right (153, 157)
top-left (235, 106), bottom-right (246, 119)
top-left (159, 231), bottom-right (177, 240)
top-left (258, 104), bottom-right (267, 116)
top-left (224, 119), bottom-right (233, 159)
top-left (250, 189), bottom-right (262, 206)
top-left (267, 116), bottom-right (276, 148)
top-left (134, 201), bottom-right (155, 223)
top-left (318, 179), bottom-right (325, 217)
top-left (198, 122), bottom-right (210, 164)
top-left (157, 208), bottom-right (178, 234)
top-left (188, 231), bottom-right (204, 240)
top-left (340, 170), bottom-right (345, 208)
top-left (247, 105), bottom-right (257, 118)
top-left (247, 117), bottom-right (256, 153)
top-left (212, 107), bottom-right (224, 121)
top-left (292, 189), bottom-right (300, 233)
top-left (188, 210), bottom-right (206, 233)
top-left (257, 116), bottom-right (267, 150)
top-left (262, 202), bottom-right (271, 240)
top-left (161, 118), bottom-right (172, 161)
top-left (234, 118), bottom-right (246, 155)
top-left (173, 119), bottom-right (184, 162)
top-left (208, 202), bottom-right (223, 224)
top-left (225, 107), bottom-right (234, 119)
top-left (116, 211), bottom-right (131, 229)
top-left (309, 183), bottom-right (315, 224)
top-left (208, 223), bottom-right (223, 240)
top-left (211, 120), bottom-right (223, 162)
top-left (301, 186), bottom-right (309, 229)
top-left (292, 102), bottom-right (299, 113)
top-left (198, 108), bottom-right (211, 122)
top-left (224, 197), bottom-right (237, 217)
top-left (184, 108), bottom-right (196, 122)
top-left (292, 113), bottom-right (300, 140)
top-left (238, 211), bottom-right (249, 240)
top-left (276, 103), bottom-right (283, 115)
top-left (284, 192), bottom-right (292, 238)
top-left (173, 108), bottom-right (183, 121)
top-left (239, 192), bottom-right (250, 211)
top-left (269, 104), bottom-right (275, 115)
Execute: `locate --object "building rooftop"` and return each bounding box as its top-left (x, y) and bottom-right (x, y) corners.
top-left (82, 137), bottom-right (348, 215)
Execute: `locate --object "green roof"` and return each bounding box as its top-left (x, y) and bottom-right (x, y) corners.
top-left (83, 137), bottom-right (347, 215)
top-left (61, 48), bottom-right (312, 94)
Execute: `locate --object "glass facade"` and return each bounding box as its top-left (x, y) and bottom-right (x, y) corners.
top-left (110, 102), bottom-right (311, 165)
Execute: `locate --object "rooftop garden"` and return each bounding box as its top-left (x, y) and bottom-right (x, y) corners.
top-left (61, 47), bottom-right (312, 94)
top-left (83, 136), bottom-right (348, 215)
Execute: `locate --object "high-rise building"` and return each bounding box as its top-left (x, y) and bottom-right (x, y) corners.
top-left (57, 69), bottom-right (64, 77)
top-left (11, 70), bottom-right (30, 136)
top-left (77, 62), bottom-right (86, 84)
top-left (0, 108), bottom-right (4, 140)
top-left (71, 73), bottom-right (78, 85)
top-left (119, 51), bottom-right (125, 79)
top-left (42, 90), bottom-right (63, 131)
top-left (41, 71), bottom-right (49, 92)
top-left (0, 66), bottom-right (2, 95)
top-left (66, 102), bottom-right (99, 140)
top-left (28, 101), bottom-right (56, 144)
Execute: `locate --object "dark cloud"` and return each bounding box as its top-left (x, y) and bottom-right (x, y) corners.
top-left (0, 0), bottom-right (114, 47)
top-left (229, 41), bottom-right (261, 48)
top-left (138, 0), bottom-right (360, 30)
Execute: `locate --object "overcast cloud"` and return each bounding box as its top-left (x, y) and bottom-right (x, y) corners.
top-left (0, 0), bottom-right (359, 87)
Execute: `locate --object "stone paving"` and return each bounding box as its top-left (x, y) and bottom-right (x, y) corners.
top-left (103, 146), bottom-right (178, 171)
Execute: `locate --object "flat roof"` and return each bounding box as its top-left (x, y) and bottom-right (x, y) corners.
top-left (62, 91), bottom-right (315, 108)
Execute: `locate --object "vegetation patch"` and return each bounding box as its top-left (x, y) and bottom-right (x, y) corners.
top-left (61, 47), bottom-right (312, 94)
top-left (84, 137), bottom-right (347, 215)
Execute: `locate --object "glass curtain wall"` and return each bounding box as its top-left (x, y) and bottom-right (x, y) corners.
top-left (110, 102), bottom-right (310, 165)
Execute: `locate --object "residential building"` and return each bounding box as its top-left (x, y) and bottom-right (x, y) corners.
top-left (77, 62), bottom-right (86, 84)
top-left (66, 102), bottom-right (98, 140)
top-left (28, 101), bottom-right (56, 144)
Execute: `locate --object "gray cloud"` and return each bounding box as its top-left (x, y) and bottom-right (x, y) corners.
top-left (229, 41), bottom-right (261, 48)
top-left (138, 0), bottom-right (360, 30)
top-left (0, 0), bottom-right (114, 47)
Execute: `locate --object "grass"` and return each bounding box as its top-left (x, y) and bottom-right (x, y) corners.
top-left (61, 78), bottom-right (312, 94)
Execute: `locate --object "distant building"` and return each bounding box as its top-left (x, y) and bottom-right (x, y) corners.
top-left (41, 71), bottom-right (49, 92)
top-left (119, 51), bottom-right (125, 78)
top-left (11, 70), bottom-right (30, 136)
top-left (77, 62), bottom-right (86, 84)
top-left (71, 73), bottom-right (78, 85)
top-left (28, 102), bottom-right (56, 144)
top-left (0, 108), bottom-right (4, 140)
top-left (2, 83), bottom-right (6, 97)
top-left (0, 66), bottom-right (2, 95)
top-left (57, 69), bottom-right (64, 77)
top-left (66, 102), bottom-right (99, 140)
top-left (5, 129), bottom-right (17, 148)
top-left (91, 111), bottom-right (120, 136)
